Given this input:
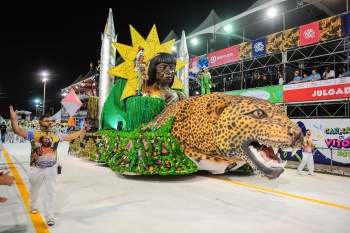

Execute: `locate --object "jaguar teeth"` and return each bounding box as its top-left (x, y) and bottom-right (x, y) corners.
top-left (273, 147), bottom-right (279, 155)
top-left (249, 146), bottom-right (284, 168)
top-left (284, 147), bottom-right (293, 152)
top-left (265, 160), bottom-right (273, 166)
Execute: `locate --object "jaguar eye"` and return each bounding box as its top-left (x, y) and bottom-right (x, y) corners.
top-left (249, 109), bottom-right (267, 119)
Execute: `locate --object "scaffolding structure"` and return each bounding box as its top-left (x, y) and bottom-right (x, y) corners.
top-left (189, 35), bottom-right (350, 119)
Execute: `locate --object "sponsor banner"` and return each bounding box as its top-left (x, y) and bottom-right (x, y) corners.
top-left (300, 21), bottom-right (320, 46)
top-left (252, 37), bottom-right (266, 57)
top-left (284, 82), bottom-right (350, 102)
top-left (283, 84), bottom-right (295, 91)
top-left (321, 79), bottom-right (336, 86)
top-left (225, 85), bottom-right (283, 103)
top-left (282, 119), bottom-right (350, 167)
top-left (208, 45), bottom-right (239, 68)
top-left (294, 82), bottom-right (308, 89)
top-left (307, 81), bottom-right (320, 88)
top-left (336, 76), bottom-right (350, 84)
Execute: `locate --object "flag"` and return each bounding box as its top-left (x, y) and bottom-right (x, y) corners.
top-left (252, 37), bottom-right (266, 57)
top-left (300, 21), bottom-right (319, 46)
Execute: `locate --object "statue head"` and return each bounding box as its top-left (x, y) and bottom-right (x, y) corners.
top-left (147, 52), bottom-right (177, 87)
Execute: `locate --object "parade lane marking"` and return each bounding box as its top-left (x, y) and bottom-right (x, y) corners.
top-left (208, 175), bottom-right (350, 211)
top-left (3, 147), bottom-right (50, 233)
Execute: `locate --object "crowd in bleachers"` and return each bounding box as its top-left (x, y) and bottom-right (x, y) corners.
top-left (189, 65), bottom-right (350, 96)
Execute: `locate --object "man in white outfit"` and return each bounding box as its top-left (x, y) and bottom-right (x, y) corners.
top-left (297, 129), bottom-right (315, 175)
top-left (322, 66), bottom-right (335, 80)
top-left (9, 105), bottom-right (91, 226)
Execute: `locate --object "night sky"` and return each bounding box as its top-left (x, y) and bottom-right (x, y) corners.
top-left (0, 0), bottom-right (256, 119)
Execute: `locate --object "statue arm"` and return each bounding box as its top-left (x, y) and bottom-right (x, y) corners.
top-left (177, 91), bottom-right (187, 101)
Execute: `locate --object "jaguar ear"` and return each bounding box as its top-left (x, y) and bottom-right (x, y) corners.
top-left (205, 95), bottom-right (229, 123)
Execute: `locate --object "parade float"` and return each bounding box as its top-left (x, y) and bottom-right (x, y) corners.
top-left (68, 18), bottom-right (304, 179)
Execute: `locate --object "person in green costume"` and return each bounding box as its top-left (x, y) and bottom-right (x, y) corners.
top-left (199, 66), bottom-right (212, 95)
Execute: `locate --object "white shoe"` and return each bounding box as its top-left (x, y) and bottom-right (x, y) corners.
top-left (47, 218), bottom-right (55, 226)
top-left (30, 207), bottom-right (37, 214)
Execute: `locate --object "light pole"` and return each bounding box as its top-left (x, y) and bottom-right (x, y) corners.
top-left (42, 72), bottom-right (48, 115)
top-left (34, 99), bottom-right (40, 117)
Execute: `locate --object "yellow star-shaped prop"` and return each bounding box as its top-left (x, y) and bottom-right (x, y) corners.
top-left (108, 24), bottom-right (186, 100)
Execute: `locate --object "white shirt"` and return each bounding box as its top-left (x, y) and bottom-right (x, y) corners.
top-left (323, 70), bottom-right (335, 79)
top-left (278, 77), bottom-right (284, 85)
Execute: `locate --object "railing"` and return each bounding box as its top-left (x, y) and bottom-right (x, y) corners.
top-left (318, 147), bottom-right (350, 173)
top-left (287, 147), bottom-right (350, 176)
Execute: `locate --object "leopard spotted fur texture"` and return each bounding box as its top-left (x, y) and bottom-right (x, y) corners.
top-left (147, 93), bottom-right (304, 179)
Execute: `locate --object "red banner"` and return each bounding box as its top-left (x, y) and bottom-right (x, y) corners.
top-left (300, 21), bottom-right (320, 46)
top-left (284, 83), bottom-right (350, 102)
top-left (208, 45), bottom-right (239, 68)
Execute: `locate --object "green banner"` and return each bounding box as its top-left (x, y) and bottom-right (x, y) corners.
top-left (225, 85), bottom-right (284, 103)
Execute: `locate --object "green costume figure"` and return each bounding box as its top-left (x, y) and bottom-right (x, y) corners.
top-left (199, 66), bottom-right (212, 95)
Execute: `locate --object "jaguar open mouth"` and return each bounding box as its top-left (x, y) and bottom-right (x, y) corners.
top-left (244, 141), bottom-right (299, 179)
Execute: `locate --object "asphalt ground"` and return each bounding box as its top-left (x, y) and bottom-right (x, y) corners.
top-left (1, 141), bottom-right (349, 233)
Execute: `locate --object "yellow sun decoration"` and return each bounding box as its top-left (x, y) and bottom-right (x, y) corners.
top-left (108, 24), bottom-right (186, 100)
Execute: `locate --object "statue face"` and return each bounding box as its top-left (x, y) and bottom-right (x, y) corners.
top-left (156, 63), bottom-right (175, 85)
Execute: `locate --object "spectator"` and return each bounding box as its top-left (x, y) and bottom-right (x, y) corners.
top-left (0, 170), bottom-right (15, 202)
top-left (278, 73), bottom-right (284, 85)
top-left (7, 124), bottom-right (14, 143)
top-left (258, 75), bottom-right (270, 87)
top-left (308, 69), bottom-right (321, 82)
top-left (289, 71), bottom-right (301, 84)
top-left (0, 122), bottom-right (6, 143)
top-left (252, 77), bottom-right (259, 88)
top-left (322, 66), bottom-right (335, 80)
top-left (301, 73), bottom-right (309, 82)
top-left (339, 66), bottom-right (350, 77)
top-left (0, 171), bottom-right (15, 187)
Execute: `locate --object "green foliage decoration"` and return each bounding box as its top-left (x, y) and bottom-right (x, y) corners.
top-left (90, 116), bottom-right (198, 175)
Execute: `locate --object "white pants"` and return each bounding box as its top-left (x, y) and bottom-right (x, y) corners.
top-left (297, 152), bottom-right (314, 174)
top-left (28, 166), bottom-right (58, 219)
